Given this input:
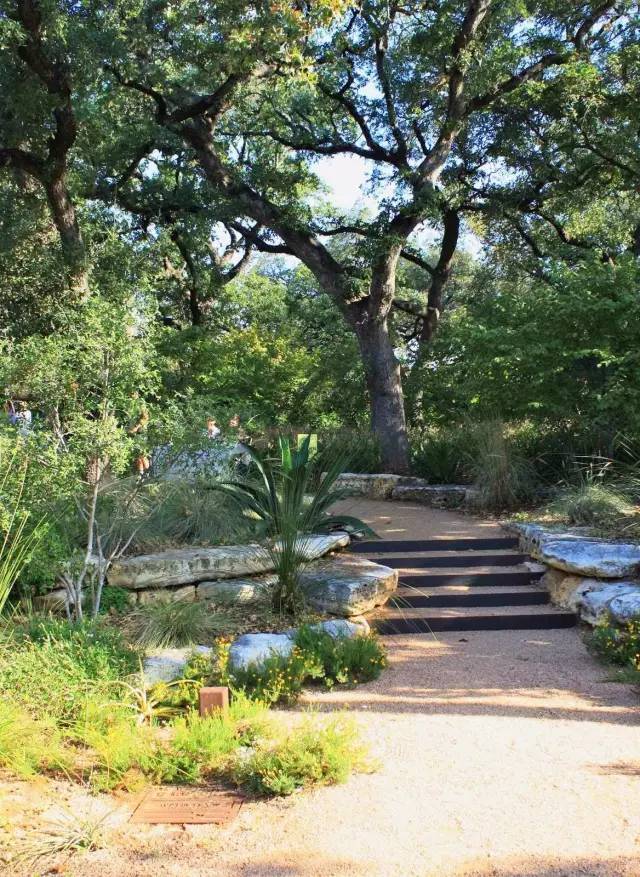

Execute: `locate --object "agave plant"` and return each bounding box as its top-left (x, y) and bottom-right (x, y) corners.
top-left (216, 436), bottom-right (373, 615)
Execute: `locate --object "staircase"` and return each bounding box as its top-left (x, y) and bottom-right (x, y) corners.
top-left (350, 536), bottom-right (577, 634)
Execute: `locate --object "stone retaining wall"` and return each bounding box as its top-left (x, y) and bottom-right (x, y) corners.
top-left (333, 473), bottom-right (477, 508)
top-left (507, 522), bottom-right (640, 625)
top-left (38, 531), bottom-right (399, 619)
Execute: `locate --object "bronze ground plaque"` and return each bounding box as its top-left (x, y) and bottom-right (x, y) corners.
top-left (130, 786), bottom-right (245, 824)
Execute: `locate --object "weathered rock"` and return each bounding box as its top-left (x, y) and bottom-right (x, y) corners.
top-left (572, 582), bottom-right (637, 624)
top-left (285, 617), bottom-right (370, 638)
top-left (333, 473), bottom-right (403, 499)
top-left (109, 532), bottom-right (349, 590)
top-left (312, 618), bottom-right (370, 637)
top-left (540, 568), bottom-right (586, 609)
top-left (228, 617), bottom-right (370, 672)
top-left (143, 645), bottom-right (213, 686)
top-left (197, 575), bottom-right (276, 604)
top-left (608, 589), bottom-right (640, 623)
top-left (299, 554), bottom-right (397, 617)
top-left (538, 539), bottom-right (640, 579)
top-left (34, 588), bottom-right (68, 611)
top-left (391, 484), bottom-right (477, 508)
top-left (137, 584), bottom-right (196, 605)
top-left (506, 522), bottom-right (596, 555)
top-left (227, 633), bottom-right (295, 671)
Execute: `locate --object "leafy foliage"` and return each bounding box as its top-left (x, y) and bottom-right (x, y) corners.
top-left (214, 627), bottom-right (387, 705)
top-left (592, 617), bottom-right (640, 673)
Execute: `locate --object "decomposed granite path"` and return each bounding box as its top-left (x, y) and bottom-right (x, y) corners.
top-left (60, 500), bottom-right (640, 877)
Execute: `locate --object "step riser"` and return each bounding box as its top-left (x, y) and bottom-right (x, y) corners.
top-left (391, 592), bottom-right (550, 608)
top-left (351, 537), bottom-right (519, 554)
top-left (399, 571), bottom-right (543, 587)
top-left (384, 554), bottom-right (528, 569)
top-left (375, 614), bottom-right (577, 634)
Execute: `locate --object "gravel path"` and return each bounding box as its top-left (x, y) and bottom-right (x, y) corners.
top-left (22, 503), bottom-right (640, 876)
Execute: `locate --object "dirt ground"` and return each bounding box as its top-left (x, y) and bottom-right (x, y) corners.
top-left (2, 502), bottom-right (639, 877)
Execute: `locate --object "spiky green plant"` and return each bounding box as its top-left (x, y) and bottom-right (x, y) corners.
top-left (215, 436), bottom-right (373, 614)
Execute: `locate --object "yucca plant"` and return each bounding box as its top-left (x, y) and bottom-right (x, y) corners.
top-left (216, 436), bottom-right (372, 615)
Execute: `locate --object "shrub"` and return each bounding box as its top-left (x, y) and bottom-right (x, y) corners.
top-left (548, 481), bottom-right (635, 531)
top-left (294, 626), bottom-right (387, 687)
top-left (216, 436), bottom-right (372, 615)
top-left (317, 430), bottom-right (381, 474)
top-left (133, 479), bottom-right (256, 550)
top-left (222, 628), bottom-right (387, 705)
top-left (124, 599), bottom-right (236, 648)
top-left (0, 619), bottom-right (137, 723)
top-left (99, 585), bottom-right (133, 614)
top-left (233, 717), bottom-right (371, 796)
top-left (410, 426), bottom-right (471, 483)
top-left (592, 616), bottom-right (640, 670)
top-left (0, 701), bottom-right (69, 778)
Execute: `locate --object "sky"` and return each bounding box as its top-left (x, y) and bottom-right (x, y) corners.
top-left (315, 154), bottom-right (483, 257)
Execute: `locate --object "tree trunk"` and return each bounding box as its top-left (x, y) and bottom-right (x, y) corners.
top-left (45, 176), bottom-right (89, 297)
top-left (354, 316), bottom-right (410, 474)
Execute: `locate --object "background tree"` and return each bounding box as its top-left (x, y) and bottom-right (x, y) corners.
top-left (102, 0), bottom-right (628, 471)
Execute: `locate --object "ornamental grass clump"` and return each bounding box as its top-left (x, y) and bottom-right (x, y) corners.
top-left (124, 598), bottom-right (236, 648)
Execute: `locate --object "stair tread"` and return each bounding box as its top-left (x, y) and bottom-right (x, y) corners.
top-left (375, 613), bottom-right (576, 633)
top-left (398, 571), bottom-right (543, 587)
top-left (395, 584), bottom-right (545, 596)
top-left (386, 557), bottom-right (530, 571)
top-left (352, 537), bottom-right (518, 553)
top-left (371, 548), bottom-right (525, 558)
top-left (378, 605), bottom-right (573, 620)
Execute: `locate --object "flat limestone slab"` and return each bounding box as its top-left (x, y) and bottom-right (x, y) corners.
top-left (300, 554), bottom-right (398, 616)
top-left (538, 539), bottom-right (640, 579)
top-left (508, 522), bottom-right (640, 579)
top-left (109, 533), bottom-right (349, 590)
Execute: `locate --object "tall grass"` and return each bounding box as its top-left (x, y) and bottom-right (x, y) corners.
top-left (124, 599), bottom-right (236, 648)
top-left (0, 449), bottom-right (43, 613)
top-left (464, 420), bottom-right (537, 511)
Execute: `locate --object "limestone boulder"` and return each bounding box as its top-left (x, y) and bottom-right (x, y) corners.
top-left (227, 633), bottom-right (295, 671)
top-left (299, 554), bottom-right (398, 617)
top-left (227, 618), bottom-right (369, 672)
top-left (333, 473), bottom-right (402, 499)
top-left (539, 569), bottom-right (586, 609)
top-left (197, 575), bottom-right (276, 604)
top-left (143, 645), bottom-right (213, 686)
top-left (391, 484), bottom-right (476, 508)
top-left (137, 584), bottom-right (196, 605)
top-left (572, 582), bottom-right (638, 624)
top-left (109, 532), bottom-right (349, 591)
top-left (608, 589), bottom-right (640, 623)
top-left (537, 539), bottom-right (640, 579)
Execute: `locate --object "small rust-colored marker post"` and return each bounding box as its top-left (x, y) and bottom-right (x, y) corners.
top-left (199, 686), bottom-right (229, 718)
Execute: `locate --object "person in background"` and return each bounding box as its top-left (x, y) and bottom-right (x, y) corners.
top-left (228, 413), bottom-right (240, 429)
top-left (14, 401), bottom-right (32, 435)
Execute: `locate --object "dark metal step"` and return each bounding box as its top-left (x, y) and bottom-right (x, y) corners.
top-left (375, 612), bottom-right (577, 635)
top-left (390, 591), bottom-right (550, 608)
top-left (350, 537), bottom-right (519, 553)
top-left (382, 553), bottom-right (529, 569)
top-left (399, 570), bottom-right (543, 588)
